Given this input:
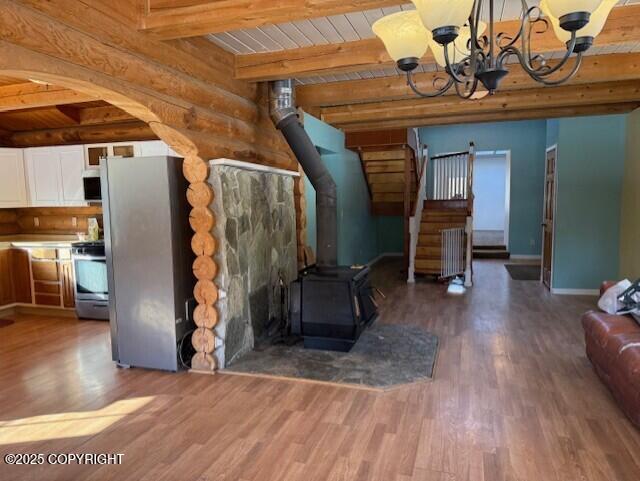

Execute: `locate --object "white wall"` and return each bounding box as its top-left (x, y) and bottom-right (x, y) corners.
top-left (473, 153), bottom-right (508, 231)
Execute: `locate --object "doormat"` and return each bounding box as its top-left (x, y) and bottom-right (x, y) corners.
top-left (0, 319), bottom-right (14, 328)
top-left (222, 324), bottom-right (438, 391)
top-left (505, 264), bottom-right (540, 281)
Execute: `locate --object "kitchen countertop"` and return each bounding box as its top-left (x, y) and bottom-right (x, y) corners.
top-left (0, 235), bottom-right (79, 249)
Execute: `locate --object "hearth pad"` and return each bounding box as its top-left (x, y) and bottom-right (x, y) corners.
top-left (222, 324), bottom-right (438, 391)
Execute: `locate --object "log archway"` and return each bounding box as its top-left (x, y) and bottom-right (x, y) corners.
top-left (0, 65), bottom-right (220, 372)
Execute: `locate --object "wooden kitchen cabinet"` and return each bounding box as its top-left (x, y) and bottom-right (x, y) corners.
top-left (11, 249), bottom-right (32, 304)
top-left (0, 250), bottom-right (13, 306)
top-left (0, 248), bottom-right (32, 307)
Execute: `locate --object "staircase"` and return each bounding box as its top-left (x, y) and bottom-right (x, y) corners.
top-left (416, 201), bottom-right (468, 275)
top-left (346, 129), bottom-right (419, 216)
top-left (409, 145), bottom-right (476, 285)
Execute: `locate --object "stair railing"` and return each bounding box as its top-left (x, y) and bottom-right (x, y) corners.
top-left (407, 141), bottom-right (428, 283)
top-left (464, 142), bottom-right (475, 287)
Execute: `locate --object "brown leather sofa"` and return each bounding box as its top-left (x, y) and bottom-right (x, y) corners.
top-left (582, 282), bottom-right (640, 427)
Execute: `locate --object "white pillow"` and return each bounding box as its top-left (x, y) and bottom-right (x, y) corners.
top-left (598, 279), bottom-right (632, 314)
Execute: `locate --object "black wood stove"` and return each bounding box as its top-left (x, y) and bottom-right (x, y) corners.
top-left (289, 265), bottom-right (377, 352)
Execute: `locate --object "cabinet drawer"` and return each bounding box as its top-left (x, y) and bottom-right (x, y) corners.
top-left (31, 248), bottom-right (58, 260)
top-left (34, 281), bottom-right (60, 295)
top-left (34, 293), bottom-right (61, 306)
top-left (31, 261), bottom-right (59, 282)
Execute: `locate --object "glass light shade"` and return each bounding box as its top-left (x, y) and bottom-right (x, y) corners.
top-left (411, 0), bottom-right (475, 32)
top-left (430, 21), bottom-right (486, 67)
top-left (541, 0), bottom-right (616, 41)
top-left (372, 11), bottom-right (431, 62)
top-left (545, 0), bottom-right (603, 18)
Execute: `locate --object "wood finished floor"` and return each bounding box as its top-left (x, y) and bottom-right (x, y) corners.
top-left (1, 259), bottom-right (639, 481)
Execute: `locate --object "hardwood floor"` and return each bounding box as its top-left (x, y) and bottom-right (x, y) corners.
top-left (1, 258), bottom-right (639, 481)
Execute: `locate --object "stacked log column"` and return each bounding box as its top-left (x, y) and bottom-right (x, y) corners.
top-left (183, 155), bottom-right (218, 372)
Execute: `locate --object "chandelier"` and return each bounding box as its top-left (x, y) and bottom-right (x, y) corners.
top-left (371, 0), bottom-right (617, 99)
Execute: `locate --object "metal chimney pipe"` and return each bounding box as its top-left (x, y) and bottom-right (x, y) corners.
top-left (269, 80), bottom-right (338, 268)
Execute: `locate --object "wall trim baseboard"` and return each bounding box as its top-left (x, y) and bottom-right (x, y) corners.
top-left (510, 254), bottom-right (542, 260)
top-left (551, 288), bottom-right (599, 296)
top-left (367, 252), bottom-right (403, 267)
top-left (0, 303), bottom-right (77, 318)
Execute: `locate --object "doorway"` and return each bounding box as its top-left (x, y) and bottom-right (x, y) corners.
top-left (542, 145), bottom-right (557, 289)
top-left (472, 150), bottom-right (511, 249)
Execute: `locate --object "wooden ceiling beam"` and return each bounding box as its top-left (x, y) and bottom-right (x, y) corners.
top-left (140, 0), bottom-right (404, 40)
top-left (76, 105), bottom-right (138, 125)
top-left (320, 80), bottom-right (640, 126)
top-left (0, 83), bottom-right (96, 112)
top-left (9, 121), bottom-right (157, 148)
top-left (236, 4), bottom-right (640, 81)
top-left (337, 102), bottom-right (640, 132)
top-left (298, 52), bottom-right (640, 108)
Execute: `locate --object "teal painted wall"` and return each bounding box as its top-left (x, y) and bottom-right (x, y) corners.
top-left (302, 113), bottom-right (378, 265)
top-left (620, 109), bottom-right (640, 279)
top-left (376, 216), bottom-right (404, 253)
top-left (552, 114), bottom-right (627, 290)
top-left (418, 120), bottom-right (547, 256)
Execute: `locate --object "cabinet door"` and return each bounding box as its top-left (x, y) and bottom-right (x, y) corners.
top-left (58, 145), bottom-right (86, 205)
top-left (111, 142), bottom-right (137, 158)
top-left (60, 260), bottom-right (75, 308)
top-left (11, 249), bottom-right (32, 304)
top-left (25, 148), bottom-right (62, 206)
top-left (0, 249), bottom-right (14, 306)
top-left (0, 148), bottom-right (28, 207)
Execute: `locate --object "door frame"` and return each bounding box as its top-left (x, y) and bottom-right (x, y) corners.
top-left (474, 149), bottom-right (511, 248)
top-left (541, 144), bottom-right (558, 288)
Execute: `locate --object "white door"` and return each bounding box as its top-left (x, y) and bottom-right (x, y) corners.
top-left (58, 145), bottom-right (86, 205)
top-left (0, 148), bottom-right (28, 207)
top-left (25, 147), bottom-right (62, 206)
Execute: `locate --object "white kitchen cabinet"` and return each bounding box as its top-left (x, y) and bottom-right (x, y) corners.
top-left (24, 145), bottom-right (86, 207)
top-left (57, 146), bottom-right (85, 204)
top-left (0, 148), bottom-right (28, 207)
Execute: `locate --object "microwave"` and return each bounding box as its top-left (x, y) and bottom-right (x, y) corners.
top-left (82, 170), bottom-right (102, 202)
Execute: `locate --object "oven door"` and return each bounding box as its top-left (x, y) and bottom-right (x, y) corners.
top-left (73, 255), bottom-right (108, 301)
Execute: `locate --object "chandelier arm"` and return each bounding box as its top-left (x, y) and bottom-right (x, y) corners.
top-left (499, 28), bottom-right (576, 77)
top-left (443, 46), bottom-right (469, 84)
top-left (501, 48), bottom-right (584, 85)
top-left (497, 1), bottom-right (533, 50)
top-left (406, 71), bottom-right (455, 98)
top-left (454, 77), bottom-right (480, 100)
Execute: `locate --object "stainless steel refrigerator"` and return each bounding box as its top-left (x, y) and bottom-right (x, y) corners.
top-left (101, 156), bottom-right (195, 371)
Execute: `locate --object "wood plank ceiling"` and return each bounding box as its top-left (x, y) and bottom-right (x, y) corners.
top-left (0, 78), bottom-right (155, 147)
top-left (135, 0), bottom-right (640, 131)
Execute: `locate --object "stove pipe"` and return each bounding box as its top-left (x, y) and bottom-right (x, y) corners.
top-left (269, 79), bottom-right (337, 268)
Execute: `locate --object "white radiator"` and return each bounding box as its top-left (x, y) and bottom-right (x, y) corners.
top-left (441, 227), bottom-right (465, 279)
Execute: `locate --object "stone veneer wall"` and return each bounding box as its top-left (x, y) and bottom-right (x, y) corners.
top-left (208, 161), bottom-right (298, 368)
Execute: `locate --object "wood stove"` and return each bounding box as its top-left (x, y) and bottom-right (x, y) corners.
top-left (289, 265), bottom-right (377, 352)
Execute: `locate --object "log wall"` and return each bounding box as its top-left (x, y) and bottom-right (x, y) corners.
top-left (0, 0), bottom-right (304, 373)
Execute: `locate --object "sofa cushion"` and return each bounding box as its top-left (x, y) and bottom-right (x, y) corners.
top-left (582, 311), bottom-right (640, 349)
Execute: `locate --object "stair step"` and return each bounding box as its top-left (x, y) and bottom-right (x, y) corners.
top-left (415, 258), bottom-right (441, 270)
top-left (473, 249), bottom-right (511, 259)
top-left (362, 150), bottom-right (406, 161)
top-left (418, 234), bottom-right (441, 246)
top-left (421, 215), bottom-right (467, 224)
top-left (473, 245), bottom-right (507, 251)
top-left (424, 199), bottom-right (469, 210)
top-left (420, 223), bottom-right (467, 234)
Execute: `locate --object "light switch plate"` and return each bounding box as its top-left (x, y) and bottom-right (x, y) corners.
top-left (33, 217), bottom-right (39, 227)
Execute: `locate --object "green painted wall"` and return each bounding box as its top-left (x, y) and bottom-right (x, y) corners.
top-left (552, 114), bottom-right (627, 290)
top-left (302, 113), bottom-right (378, 265)
top-left (620, 108), bottom-right (640, 280)
top-left (376, 216), bottom-right (404, 253)
top-left (419, 120), bottom-right (547, 256)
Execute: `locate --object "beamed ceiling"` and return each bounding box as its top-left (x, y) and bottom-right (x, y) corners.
top-left (0, 77), bottom-right (155, 147)
top-left (135, 0), bottom-right (640, 131)
top-left (6, 1), bottom-right (640, 139)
